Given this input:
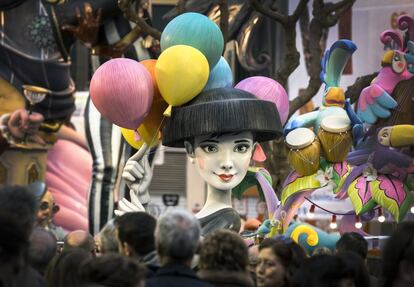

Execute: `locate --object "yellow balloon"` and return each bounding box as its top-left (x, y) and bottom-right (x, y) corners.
top-left (155, 45), bottom-right (209, 109)
top-left (121, 124), bottom-right (160, 149)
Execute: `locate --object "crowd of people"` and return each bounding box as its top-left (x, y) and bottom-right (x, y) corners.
top-left (0, 185), bottom-right (413, 287)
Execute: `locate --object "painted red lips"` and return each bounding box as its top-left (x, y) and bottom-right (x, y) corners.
top-left (218, 174), bottom-right (234, 182)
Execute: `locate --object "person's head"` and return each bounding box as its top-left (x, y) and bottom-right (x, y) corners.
top-left (336, 232), bottom-right (368, 260)
top-left (312, 247), bottom-right (333, 256)
top-left (79, 254), bottom-right (146, 287)
top-left (63, 230), bottom-right (96, 255)
top-left (199, 229), bottom-right (248, 272)
top-left (155, 208), bottom-right (201, 266)
top-left (0, 185), bottom-right (37, 238)
top-left (0, 212), bottom-right (28, 281)
top-left (256, 236), bottom-right (306, 287)
top-left (337, 251), bottom-right (371, 287)
top-left (162, 88), bottom-right (282, 190)
top-left (382, 222), bottom-right (414, 287)
top-left (28, 228), bottom-right (57, 275)
top-left (248, 244), bottom-right (260, 274)
top-left (95, 220), bottom-right (118, 255)
top-left (291, 254), bottom-right (365, 287)
top-left (114, 212), bottom-right (156, 258)
top-left (47, 249), bottom-right (91, 287)
top-left (36, 190), bottom-right (59, 227)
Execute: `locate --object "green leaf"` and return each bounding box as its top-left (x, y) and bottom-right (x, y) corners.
top-left (347, 176), bottom-right (377, 214)
top-left (281, 174), bottom-right (320, 205)
top-left (371, 175), bottom-right (413, 222)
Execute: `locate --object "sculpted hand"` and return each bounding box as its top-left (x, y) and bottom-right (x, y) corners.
top-left (122, 143), bottom-right (153, 205)
top-left (8, 109), bottom-right (45, 144)
top-left (114, 189), bottom-right (146, 216)
top-left (61, 3), bottom-right (102, 47)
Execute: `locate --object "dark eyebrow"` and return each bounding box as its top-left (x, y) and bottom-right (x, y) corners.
top-left (200, 139), bottom-right (219, 144)
top-left (234, 139), bottom-right (251, 143)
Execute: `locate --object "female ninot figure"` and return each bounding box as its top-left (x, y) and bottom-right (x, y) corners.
top-left (120, 87), bottom-right (282, 235)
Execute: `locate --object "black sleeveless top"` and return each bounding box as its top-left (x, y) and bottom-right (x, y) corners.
top-left (198, 207), bottom-right (241, 236)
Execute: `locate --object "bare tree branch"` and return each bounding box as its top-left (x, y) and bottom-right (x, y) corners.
top-left (324, 0), bottom-right (354, 14)
top-left (346, 72), bottom-right (378, 104)
top-left (289, 78), bottom-right (322, 116)
top-left (177, 0), bottom-right (187, 15)
top-left (299, 5), bottom-right (311, 73)
top-left (289, 0), bottom-right (310, 24)
top-left (91, 25), bottom-right (143, 57)
top-left (219, 0), bottom-right (229, 46)
top-left (250, 0), bottom-right (309, 86)
top-left (325, 0), bottom-right (355, 27)
top-left (250, 0), bottom-right (288, 26)
top-left (288, 0), bottom-right (355, 115)
top-left (118, 0), bottom-right (162, 40)
top-left (275, 26), bottom-right (300, 87)
top-left (262, 137), bottom-right (291, 194)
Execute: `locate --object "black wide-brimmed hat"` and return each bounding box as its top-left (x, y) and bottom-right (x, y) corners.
top-left (162, 87), bottom-right (282, 147)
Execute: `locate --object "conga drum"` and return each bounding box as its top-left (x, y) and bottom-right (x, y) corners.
top-left (285, 128), bottom-right (320, 176)
top-left (317, 116), bottom-right (353, 163)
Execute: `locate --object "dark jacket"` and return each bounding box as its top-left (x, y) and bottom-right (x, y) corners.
top-left (4, 265), bottom-right (47, 287)
top-left (141, 250), bottom-right (160, 278)
top-left (145, 264), bottom-right (215, 287)
top-left (198, 270), bottom-right (254, 287)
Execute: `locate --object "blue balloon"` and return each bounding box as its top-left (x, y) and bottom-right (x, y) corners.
top-left (161, 12), bottom-right (224, 69)
top-left (203, 57), bottom-right (233, 91)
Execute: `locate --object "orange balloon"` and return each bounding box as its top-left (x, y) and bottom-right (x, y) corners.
top-left (139, 59), bottom-right (168, 137)
top-left (140, 59), bottom-right (161, 100)
top-left (122, 59), bottom-right (168, 150)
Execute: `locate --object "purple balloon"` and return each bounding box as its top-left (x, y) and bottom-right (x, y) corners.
top-left (90, 58), bottom-right (154, 129)
top-left (235, 76), bottom-right (289, 125)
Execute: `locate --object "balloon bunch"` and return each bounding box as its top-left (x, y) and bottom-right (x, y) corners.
top-left (90, 12), bottom-right (289, 150)
top-left (90, 13), bottom-right (222, 148)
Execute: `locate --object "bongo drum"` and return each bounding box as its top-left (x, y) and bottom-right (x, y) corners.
top-left (285, 128), bottom-right (320, 176)
top-left (317, 116), bottom-right (353, 163)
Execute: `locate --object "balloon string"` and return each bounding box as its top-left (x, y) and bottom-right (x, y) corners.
top-left (147, 115), bottom-right (166, 149)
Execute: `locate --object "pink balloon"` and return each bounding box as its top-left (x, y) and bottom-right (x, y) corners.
top-left (90, 58), bottom-right (154, 129)
top-left (235, 76), bottom-right (289, 125)
top-left (46, 140), bottom-right (92, 232)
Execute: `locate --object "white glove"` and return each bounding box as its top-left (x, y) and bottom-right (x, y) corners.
top-left (122, 143), bottom-right (153, 205)
top-left (114, 189), bottom-right (145, 216)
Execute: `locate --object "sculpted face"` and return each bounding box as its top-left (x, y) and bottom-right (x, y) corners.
top-left (378, 126), bottom-right (392, 146)
top-left (391, 51), bottom-right (407, 74)
top-left (186, 131), bottom-right (254, 191)
top-left (37, 190), bottom-right (54, 226)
